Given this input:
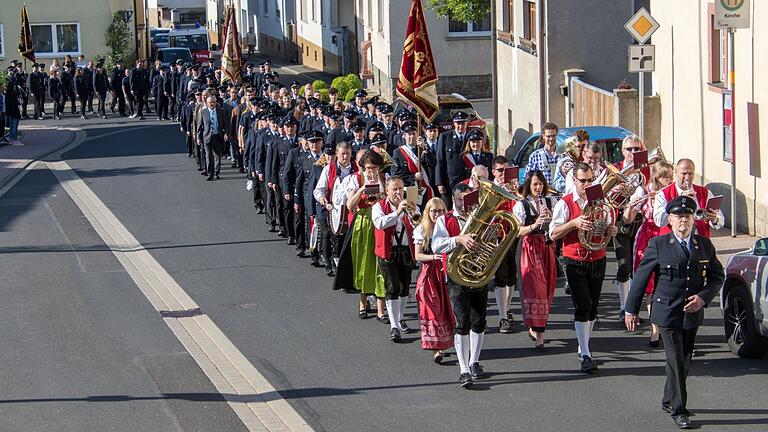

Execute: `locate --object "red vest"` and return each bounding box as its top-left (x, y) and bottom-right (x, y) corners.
top-left (441, 211), bottom-right (462, 275)
top-left (561, 194), bottom-right (607, 262)
top-left (326, 161), bottom-right (358, 202)
top-left (658, 183), bottom-right (710, 238)
top-left (374, 199), bottom-right (415, 260)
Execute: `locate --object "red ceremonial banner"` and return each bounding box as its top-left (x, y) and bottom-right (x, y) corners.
top-left (396, 0), bottom-right (439, 121)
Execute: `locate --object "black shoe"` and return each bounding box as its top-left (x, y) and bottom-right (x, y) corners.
top-left (376, 315), bottom-right (389, 325)
top-left (197, 167), bottom-right (203, 171)
top-left (469, 362), bottom-right (486, 379)
top-left (459, 373), bottom-right (473, 388)
top-left (389, 328), bottom-right (401, 342)
top-left (506, 312), bottom-right (516, 325)
top-left (358, 310), bottom-right (367, 319)
top-left (673, 415), bottom-right (692, 429)
top-left (231, 163), bottom-right (238, 169)
top-left (269, 226), bottom-right (278, 233)
top-left (564, 283), bottom-right (571, 295)
top-left (326, 269), bottom-right (335, 277)
top-left (239, 167), bottom-right (246, 173)
top-left (310, 259), bottom-right (320, 267)
top-left (296, 249), bottom-right (307, 257)
top-left (287, 238), bottom-right (296, 246)
top-left (278, 231), bottom-right (288, 238)
top-left (499, 318), bottom-right (513, 334)
top-left (256, 207), bottom-right (265, 214)
top-left (662, 403), bottom-right (674, 414)
top-left (201, 171), bottom-right (208, 176)
top-left (650, 337), bottom-right (661, 348)
top-left (206, 176), bottom-right (214, 181)
top-left (215, 174), bottom-right (220, 179)
top-left (580, 355), bottom-right (598, 373)
top-left (399, 320), bottom-right (410, 333)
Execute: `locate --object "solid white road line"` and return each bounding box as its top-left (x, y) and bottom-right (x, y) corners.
top-left (46, 159), bottom-right (313, 432)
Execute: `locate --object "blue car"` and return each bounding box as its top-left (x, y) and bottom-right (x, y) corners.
top-left (507, 126), bottom-right (635, 183)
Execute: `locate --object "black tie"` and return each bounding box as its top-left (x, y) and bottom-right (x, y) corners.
top-left (680, 240), bottom-right (690, 260)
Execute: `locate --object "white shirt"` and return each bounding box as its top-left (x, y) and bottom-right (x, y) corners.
top-left (372, 199), bottom-right (417, 246)
top-left (548, 191), bottom-right (614, 238)
top-left (432, 212), bottom-right (467, 254)
top-left (413, 224), bottom-right (425, 245)
top-left (313, 163), bottom-right (352, 203)
top-left (564, 165), bottom-right (606, 196)
top-left (512, 196), bottom-right (553, 226)
top-left (653, 183), bottom-right (725, 230)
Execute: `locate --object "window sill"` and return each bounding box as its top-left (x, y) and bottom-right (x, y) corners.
top-left (517, 40), bottom-right (537, 56)
top-left (36, 52), bottom-right (82, 58)
top-left (707, 82), bottom-right (727, 94)
top-left (496, 30), bottom-right (515, 47)
top-left (446, 33), bottom-right (491, 41)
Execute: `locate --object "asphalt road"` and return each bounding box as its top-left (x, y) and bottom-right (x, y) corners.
top-left (1, 115), bottom-right (766, 431)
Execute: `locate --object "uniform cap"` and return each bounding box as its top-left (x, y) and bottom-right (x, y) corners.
top-left (354, 89), bottom-right (368, 98)
top-left (466, 129), bottom-right (484, 141)
top-left (424, 121), bottom-right (439, 130)
top-left (400, 121), bottom-right (418, 133)
top-left (370, 133), bottom-right (388, 147)
top-left (666, 196), bottom-right (696, 216)
top-left (305, 130), bottom-right (325, 142)
top-left (452, 111), bottom-right (470, 122)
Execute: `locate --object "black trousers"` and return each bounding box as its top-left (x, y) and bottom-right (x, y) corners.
top-left (125, 92), bottom-right (135, 116)
top-left (614, 233), bottom-right (635, 283)
top-left (111, 90), bottom-right (126, 115)
top-left (135, 91), bottom-right (146, 116)
top-left (271, 185), bottom-right (286, 231)
top-left (660, 327), bottom-right (698, 417)
top-left (169, 98), bottom-right (177, 119)
top-left (52, 96), bottom-right (61, 118)
top-left (204, 134), bottom-right (223, 176)
top-left (78, 93), bottom-right (88, 116)
top-left (564, 258), bottom-right (606, 322)
top-left (65, 90), bottom-right (76, 113)
top-left (97, 92), bottom-right (107, 117)
top-left (87, 91), bottom-right (95, 111)
top-left (185, 133), bottom-right (194, 157)
top-left (318, 218), bottom-right (333, 269)
top-left (494, 237), bottom-right (519, 287)
top-left (252, 175), bottom-right (263, 208)
top-left (378, 247), bottom-right (413, 300)
top-left (294, 205), bottom-right (306, 250)
top-left (449, 282), bottom-right (488, 335)
top-left (157, 95), bottom-right (169, 119)
top-left (21, 95), bottom-right (28, 117)
top-left (33, 93), bottom-right (45, 118)
top-left (282, 195), bottom-right (295, 240)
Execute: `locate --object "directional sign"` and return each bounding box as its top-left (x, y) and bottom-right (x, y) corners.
top-left (628, 44), bottom-right (655, 73)
top-left (624, 7), bottom-right (659, 44)
top-left (715, 0), bottom-right (751, 29)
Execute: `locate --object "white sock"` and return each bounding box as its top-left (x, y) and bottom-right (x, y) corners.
top-left (508, 285), bottom-right (515, 317)
top-left (575, 321), bottom-right (591, 358)
top-left (469, 331), bottom-right (485, 365)
top-left (494, 286), bottom-right (509, 320)
top-left (454, 334), bottom-right (470, 374)
top-left (399, 296), bottom-right (408, 322)
top-left (616, 280), bottom-right (628, 311)
top-left (386, 299), bottom-right (400, 330)
top-left (589, 319), bottom-right (595, 337)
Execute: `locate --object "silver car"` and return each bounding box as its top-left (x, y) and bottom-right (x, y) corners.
top-left (721, 237), bottom-right (768, 358)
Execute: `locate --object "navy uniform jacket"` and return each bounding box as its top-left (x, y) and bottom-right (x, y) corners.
top-left (299, 115), bottom-right (324, 135)
top-left (266, 135), bottom-right (298, 186)
top-left (110, 67), bottom-right (125, 95)
top-left (245, 126), bottom-right (268, 175)
top-left (295, 153), bottom-right (324, 217)
top-left (283, 146), bottom-right (307, 199)
top-left (627, 233), bottom-right (724, 329)
top-left (30, 71), bottom-right (46, 96)
top-left (255, 129), bottom-right (279, 175)
top-left (435, 130), bottom-right (467, 188)
top-left (421, 138), bottom-right (439, 192)
top-left (325, 127), bottom-right (351, 150)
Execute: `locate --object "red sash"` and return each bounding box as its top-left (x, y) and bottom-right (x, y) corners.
top-left (374, 199), bottom-right (415, 260)
top-left (561, 194), bottom-right (606, 262)
top-left (462, 153), bottom-right (477, 170)
top-left (659, 183), bottom-right (710, 238)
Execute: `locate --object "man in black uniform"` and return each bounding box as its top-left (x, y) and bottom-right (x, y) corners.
top-left (269, 116), bottom-right (300, 245)
top-left (349, 120), bottom-right (369, 153)
top-left (109, 59), bottom-right (126, 116)
top-left (435, 111), bottom-right (470, 207)
top-left (83, 60), bottom-right (95, 114)
top-left (179, 93), bottom-right (198, 157)
top-left (283, 136), bottom-right (309, 256)
top-left (295, 131), bottom-right (326, 267)
top-left (245, 110), bottom-right (268, 213)
top-left (30, 63), bottom-right (47, 120)
top-left (625, 195), bottom-right (724, 430)
top-left (93, 61), bottom-right (110, 119)
top-left (256, 111), bottom-right (282, 231)
top-left (61, 64), bottom-right (76, 115)
top-left (420, 121), bottom-right (440, 195)
top-left (130, 60), bottom-right (149, 119)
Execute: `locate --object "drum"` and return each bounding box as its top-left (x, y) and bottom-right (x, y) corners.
top-left (330, 204), bottom-right (349, 235)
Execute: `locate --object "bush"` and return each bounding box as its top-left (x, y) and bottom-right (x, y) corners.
top-left (318, 88), bottom-right (330, 102)
top-left (299, 86), bottom-right (305, 97)
top-left (344, 74), bottom-right (362, 91)
top-left (312, 80), bottom-right (327, 90)
top-left (331, 76), bottom-right (349, 98)
top-left (344, 88), bottom-right (358, 102)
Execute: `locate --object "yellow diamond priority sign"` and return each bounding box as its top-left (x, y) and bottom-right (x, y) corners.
top-left (625, 7), bottom-right (659, 44)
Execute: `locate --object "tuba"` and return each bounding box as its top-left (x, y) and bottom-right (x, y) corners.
top-left (578, 195), bottom-right (613, 252)
top-left (446, 179), bottom-right (520, 288)
top-left (600, 163), bottom-right (643, 209)
top-left (559, 137), bottom-right (582, 176)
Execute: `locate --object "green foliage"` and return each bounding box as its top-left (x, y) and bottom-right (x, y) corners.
top-left (318, 88), bottom-right (330, 102)
top-left (426, 0), bottom-right (491, 23)
top-left (312, 80), bottom-right (328, 90)
top-left (105, 12), bottom-right (131, 67)
top-left (344, 88), bottom-right (358, 102)
top-left (0, 71), bottom-right (9, 88)
top-left (331, 76), bottom-right (349, 98)
top-left (299, 86), bottom-right (305, 97)
top-left (344, 74), bottom-right (362, 91)
top-left (485, 122), bottom-right (495, 150)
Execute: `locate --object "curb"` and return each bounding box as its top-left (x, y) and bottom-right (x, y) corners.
top-left (0, 127), bottom-right (82, 195)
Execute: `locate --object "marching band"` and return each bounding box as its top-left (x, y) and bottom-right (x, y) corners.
top-left (148, 57), bottom-right (724, 429)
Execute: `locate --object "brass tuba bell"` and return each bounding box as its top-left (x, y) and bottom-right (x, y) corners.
top-left (446, 179), bottom-right (519, 288)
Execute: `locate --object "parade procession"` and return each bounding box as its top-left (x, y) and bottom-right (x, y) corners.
top-left (1, 0), bottom-right (767, 431)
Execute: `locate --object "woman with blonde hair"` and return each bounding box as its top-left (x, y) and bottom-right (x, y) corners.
top-left (623, 159), bottom-right (675, 347)
top-left (413, 197), bottom-right (455, 363)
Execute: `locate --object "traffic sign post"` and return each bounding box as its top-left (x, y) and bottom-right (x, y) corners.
top-left (625, 8), bottom-right (659, 142)
top-left (715, 0), bottom-right (750, 29)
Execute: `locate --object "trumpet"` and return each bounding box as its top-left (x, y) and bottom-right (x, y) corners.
top-left (694, 208), bottom-right (716, 222)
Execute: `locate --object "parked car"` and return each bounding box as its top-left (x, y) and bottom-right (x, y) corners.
top-left (149, 27), bottom-right (171, 39)
top-left (721, 237), bottom-right (768, 358)
top-left (435, 94), bottom-right (487, 133)
top-left (153, 48), bottom-right (193, 68)
top-left (151, 33), bottom-right (169, 56)
top-left (508, 126), bottom-right (634, 183)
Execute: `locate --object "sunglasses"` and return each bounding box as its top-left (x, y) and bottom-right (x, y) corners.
top-left (623, 147), bottom-right (641, 152)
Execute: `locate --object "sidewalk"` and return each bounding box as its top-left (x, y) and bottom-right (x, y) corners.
top-left (0, 126), bottom-right (77, 190)
top-left (710, 228), bottom-right (758, 263)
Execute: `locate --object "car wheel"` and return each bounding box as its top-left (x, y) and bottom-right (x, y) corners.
top-left (723, 283), bottom-right (768, 358)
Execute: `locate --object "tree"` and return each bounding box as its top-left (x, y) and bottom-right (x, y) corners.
top-left (104, 12), bottom-right (131, 70)
top-left (426, 0), bottom-right (491, 23)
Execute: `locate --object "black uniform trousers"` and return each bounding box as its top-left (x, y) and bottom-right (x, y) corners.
top-left (659, 327), bottom-right (698, 417)
top-left (378, 246), bottom-right (413, 300)
top-left (317, 218), bottom-right (333, 270)
top-left (262, 179), bottom-right (275, 226)
top-left (97, 91), bottom-right (107, 117)
top-left (64, 89), bottom-right (76, 114)
top-left (185, 133), bottom-right (195, 157)
top-left (294, 205), bottom-right (306, 250)
top-left (52, 95), bottom-right (62, 118)
top-left (135, 91), bottom-right (147, 117)
top-left (252, 175), bottom-right (264, 209)
top-left (157, 95), bottom-right (169, 119)
top-left (111, 90), bottom-right (126, 115)
top-left (564, 257), bottom-right (606, 322)
top-left (614, 232), bottom-right (635, 283)
top-left (281, 194), bottom-right (295, 240)
top-left (449, 282), bottom-right (488, 335)
top-left (78, 92), bottom-right (88, 116)
top-left (270, 184), bottom-right (286, 233)
top-left (34, 93), bottom-right (45, 118)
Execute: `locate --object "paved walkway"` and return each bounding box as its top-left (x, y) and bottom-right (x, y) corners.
top-left (0, 126), bottom-right (77, 191)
